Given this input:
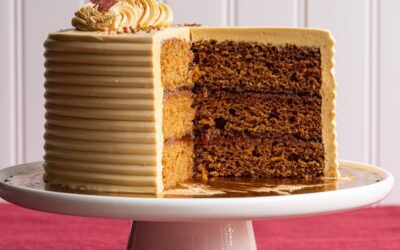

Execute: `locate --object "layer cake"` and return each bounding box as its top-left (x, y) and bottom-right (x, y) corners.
top-left (43, 0), bottom-right (338, 194)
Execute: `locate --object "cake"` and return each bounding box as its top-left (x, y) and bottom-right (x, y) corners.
top-left (43, 0), bottom-right (339, 194)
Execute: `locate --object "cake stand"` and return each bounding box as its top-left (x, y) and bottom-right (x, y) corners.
top-left (0, 160), bottom-right (394, 250)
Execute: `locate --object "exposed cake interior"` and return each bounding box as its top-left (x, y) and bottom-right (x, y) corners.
top-left (191, 40), bottom-right (325, 179)
top-left (161, 38), bottom-right (195, 188)
top-left (161, 36), bottom-right (328, 183)
top-left (42, 28), bottom-right (337, 194)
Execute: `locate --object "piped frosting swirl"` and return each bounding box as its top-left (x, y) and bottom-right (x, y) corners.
top-left (72, 0), bottom-right (173, 33)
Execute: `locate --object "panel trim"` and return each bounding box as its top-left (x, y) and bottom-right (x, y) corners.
top-left (15, 0), bottom-right (25, 164)
top-left (6, 0), bottom-right (16, 166)
top-left (371, 0), bottom-right (380, 165)
top-left (294, 0), bottom-right (307, 27)
top-left (226, 0), bottom-right (237, 26)
top-left (221, 0), bottom-right (228, 26)
top-left (365, 0), bottom-right (380, 165)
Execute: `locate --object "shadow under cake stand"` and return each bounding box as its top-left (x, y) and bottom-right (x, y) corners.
top-left (0, 160), bottom-right (394, 250)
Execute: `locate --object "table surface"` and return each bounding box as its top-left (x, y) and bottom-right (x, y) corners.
top-left (0, 204), bottom-right (399, 250)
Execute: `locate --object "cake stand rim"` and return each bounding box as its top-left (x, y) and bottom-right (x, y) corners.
top-left (0, 160), bottom-right (394, 221)
top-left (0, 159), bottom-right (392, 200)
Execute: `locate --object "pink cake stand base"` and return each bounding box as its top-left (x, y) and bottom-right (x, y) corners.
top-left (128, 221), bottom-right (256, 250)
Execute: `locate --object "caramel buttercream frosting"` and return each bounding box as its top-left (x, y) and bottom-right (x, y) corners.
top-left (43, 28), bottom-right (191, 194)
top-left (72, 0), bottom-right (173, 33)
top-left (43, 27), bottom-right (338, 194)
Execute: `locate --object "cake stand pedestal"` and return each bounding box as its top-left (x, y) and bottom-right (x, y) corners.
top-left (0, 161), bottom-right (394, 250)
top-left (127, 221), bottom-right (256, 250)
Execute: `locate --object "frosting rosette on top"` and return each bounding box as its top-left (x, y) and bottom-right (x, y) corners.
top-left (72, 0), bottom-right (173, 32)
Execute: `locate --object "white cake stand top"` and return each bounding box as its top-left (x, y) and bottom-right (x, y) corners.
top-left (0, 160), bottom-right (394, 222)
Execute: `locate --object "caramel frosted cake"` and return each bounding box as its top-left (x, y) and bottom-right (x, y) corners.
top-left (43, 0), bottom-right (339, 194)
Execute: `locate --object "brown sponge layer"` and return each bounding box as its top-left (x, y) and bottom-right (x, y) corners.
top-left (163, 89), bottom-right (195, 140)
top-left (191, 39), bottom-right (325, 179)
top-left (193, 88), bottom-right (322, 141)
top-left (192, 40), bottom-right (322, 95)
top-left (162, 139), bottom-right (194, 188)
top-left (194, 137), bottom-right (324, 179)
top-left (161, 39), bottom-right (195, 90)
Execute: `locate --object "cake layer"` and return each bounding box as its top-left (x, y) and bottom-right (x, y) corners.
top-left (194, 137), bottom-right (324, 179)
top-left (193, 88), bottom-right (322, 141)
top-left (192, 40), bottom-right (322, 95)
top-left (162, 139), bottom-right (194, 189)
top-left (159, 37), bottom-right (195, 188)
top-left (161, 39), bottom-right (194, 90)
top-left (162, 89), bottom-right (194, 140)
top-left (190, 28), bottom-right (338, 178)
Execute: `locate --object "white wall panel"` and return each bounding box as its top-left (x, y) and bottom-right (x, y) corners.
top-left (0, 0), bottom-right (15, 167)
top-left (236, 0), bottom-right (299, 27)
top-left (167, 0), bottom-right (227, 26)
top-left (23, 0), bottom-right (82, 162)
top-left (308, 0), bottom-right (368, 163)
top-left (379, 0), bottom-right (400, 204)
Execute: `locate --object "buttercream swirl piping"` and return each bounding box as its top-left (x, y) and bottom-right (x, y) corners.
top-left (72, 0), bottom-right (173, 32)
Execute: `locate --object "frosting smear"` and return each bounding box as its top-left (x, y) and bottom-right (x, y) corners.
top-left (72, 0), bottom-right (173, 33)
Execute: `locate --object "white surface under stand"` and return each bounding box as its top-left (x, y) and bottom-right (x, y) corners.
top-left (0, 161), bottom-right (394, 250)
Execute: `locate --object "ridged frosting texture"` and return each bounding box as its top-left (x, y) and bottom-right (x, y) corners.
top-left (72, 0), bottom-right (173, 32)
top-left (43, 32), bottom-right (161, 193)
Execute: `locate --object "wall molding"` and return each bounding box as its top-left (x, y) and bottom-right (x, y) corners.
top-left (365, 0), bottom-right (380, 165)
top-left (7, 0), bottom-right (16, 166)
top-left (226, 0), bottom-right (237, 26)
top-left (371, 0), bottom-right (380, 166)
top-left (294, 0), bottom-right (307, 27)
top-left (15, 0), bottom-right (25, 164)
